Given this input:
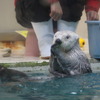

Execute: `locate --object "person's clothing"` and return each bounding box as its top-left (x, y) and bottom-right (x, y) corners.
top-left (57, 20), bottom-right (78, 32)
top-left (85, 0), bottom-right (100, 12)
top-left (31, 19), bottom-right (54, 57)
top-left (49, 0), bottom-right (59, 3)
top-left (15, 0), bottom-right (50, 28)
top-left (14, 0), bottom-right (59, 6)
top-left (15, 0), bottom-right (99, 28)
top-left (15, 0), bottom-right (84, 28)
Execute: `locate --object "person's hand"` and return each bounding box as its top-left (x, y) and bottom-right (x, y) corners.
top-left (50, 1), bottom-right (63, 21)
top-left (86, 11), bottom-right (99, 20)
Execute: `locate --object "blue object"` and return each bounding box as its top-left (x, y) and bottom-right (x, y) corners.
top-left (86, 21), bottom-right (100, 58)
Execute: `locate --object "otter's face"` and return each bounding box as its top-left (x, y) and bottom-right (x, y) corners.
top-left (53, 31), bottom-right (79, 51)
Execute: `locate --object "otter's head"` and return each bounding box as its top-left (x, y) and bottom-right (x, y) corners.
top-left (53, 31), bottom-right (79, 52)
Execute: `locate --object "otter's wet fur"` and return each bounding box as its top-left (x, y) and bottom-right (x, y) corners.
top-left (0, 65), bottom-right (54, 83)
top-left (0, 65), bottom-right (28, 82)
top-left (50, 31), bottom-right (92, 77)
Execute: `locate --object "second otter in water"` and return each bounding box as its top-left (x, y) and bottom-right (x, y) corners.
top-left (50, 31), bottom-right (92, 77)
top-left (0, 65), bottom-right (28, 82)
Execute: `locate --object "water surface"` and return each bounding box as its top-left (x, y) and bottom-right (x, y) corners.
top-left (0, 72), bottom-right (100, 100)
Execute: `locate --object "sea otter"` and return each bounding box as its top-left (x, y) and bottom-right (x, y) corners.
top-left (0, 65), bottom-right (28, 82)
top-left (0, 65), bottom-right (53, 82)
top-left (49, 30), bottom-right (92, 77)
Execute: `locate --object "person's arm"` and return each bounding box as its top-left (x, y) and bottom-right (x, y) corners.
top-left (14, 0), bottom-right (18, 6)
top-left (85, 0), bottom-right (100, 20)
top-left (49, 0), bottom-right (63, 21)
top-left (14, 0), bottom-right (17, 6)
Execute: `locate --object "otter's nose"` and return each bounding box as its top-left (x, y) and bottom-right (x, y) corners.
top-left (55, 39), bottom-right (62, 44)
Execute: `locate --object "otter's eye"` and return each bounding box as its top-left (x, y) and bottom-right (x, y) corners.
top-left (66, 35), bottom-right (70, 39)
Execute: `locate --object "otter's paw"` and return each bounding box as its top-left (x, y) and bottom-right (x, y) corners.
top-left (51, 44), bottom-right (60, 56)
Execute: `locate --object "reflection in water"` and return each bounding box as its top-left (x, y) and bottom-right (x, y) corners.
top-left (0, 72), bottom-right (100, 100)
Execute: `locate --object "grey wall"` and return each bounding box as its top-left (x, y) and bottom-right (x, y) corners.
top-left (0, 0), bottom-right (25, 33)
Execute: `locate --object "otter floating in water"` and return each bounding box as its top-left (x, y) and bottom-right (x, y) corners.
top-left (0, 65), bottom-right (28, 82)
top-left (50, 31), bottom-right (92, 77)
top-left (0, 65), bottom-right (53, 83)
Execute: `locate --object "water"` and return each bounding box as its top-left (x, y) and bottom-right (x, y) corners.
top-left (0, 72), bottom-right (100, 100)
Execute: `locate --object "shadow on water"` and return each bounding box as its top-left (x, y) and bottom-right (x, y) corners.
top-left (0, 72), bottom-right (100, 100)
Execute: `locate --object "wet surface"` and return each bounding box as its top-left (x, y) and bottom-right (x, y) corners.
top-left (0, 72), bottom-right (100, 100)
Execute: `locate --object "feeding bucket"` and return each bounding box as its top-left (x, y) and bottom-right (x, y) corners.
top-left (86, 21), bottom-right (100, 59)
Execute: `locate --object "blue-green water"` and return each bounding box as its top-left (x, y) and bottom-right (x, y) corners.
top-left (0, 72), bottom-right (100, 100)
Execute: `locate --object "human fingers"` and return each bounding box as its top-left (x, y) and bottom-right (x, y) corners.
top-left (86, 11), bottom-right (99, 20)
top-left (50, 12), bottom-right (62, 21)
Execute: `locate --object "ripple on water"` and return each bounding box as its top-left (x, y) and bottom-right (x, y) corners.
top-left (0, 72), bottom-right (100, 100)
